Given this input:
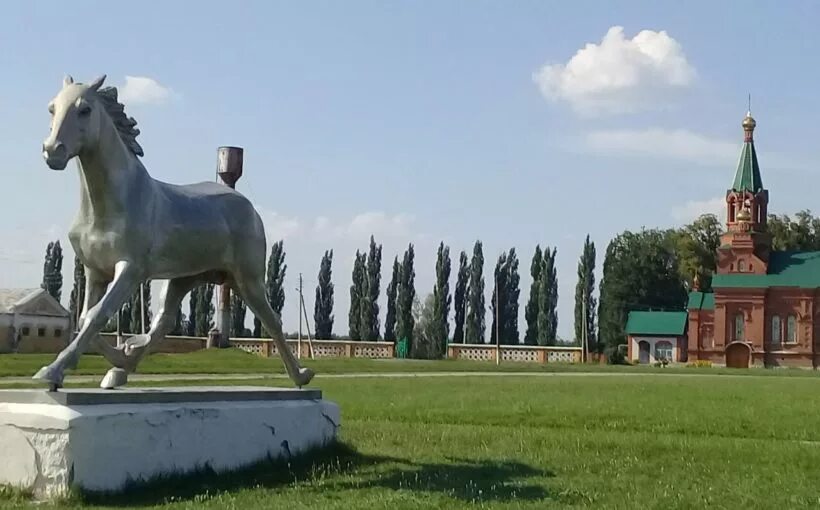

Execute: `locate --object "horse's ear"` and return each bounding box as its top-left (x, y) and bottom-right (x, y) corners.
top-left (63, 75), bottom-right (74, 87)
top-left (88, 75), bottom-right (106, 91)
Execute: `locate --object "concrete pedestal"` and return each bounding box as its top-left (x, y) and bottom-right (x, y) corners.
top-left (0, 387), bottom-right (340, 498)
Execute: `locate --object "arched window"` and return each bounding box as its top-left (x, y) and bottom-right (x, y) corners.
top-left (738, 260), bottom-right (746, 272)
top-left (787, 315), bottom-right (797, 344)
top-left (734, 313), bottom-right (745, 342)
top-left (771, 316), bottom-right (781, 345)
top-left (655, 341), bottom-right (673, 362)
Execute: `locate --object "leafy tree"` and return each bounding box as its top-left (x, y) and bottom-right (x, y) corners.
top-left (255, 240), bottom-right (286, 337)
top-left (193, 283), bottom-right (215, 337)
top-left (574, 235), bottom-right (597, 352)
top-left (230, 293), bottom-right (247, 337)
top-left (410, 293), bottom-right (444, 359)
top-left (432, 243), bottom-right (452, 354)
top-left (452, 251), bottom-right (469, 344)
top-left (349, 251), bottom-right (366, 340)
top-left (384, 256), bottom-right (400, 342)
top-left (396, 244), bottom-right (416, 351)
top-left (767, 210), bottom-right (820, 251)
top-left (128, 282), bottom-right (152, 334)
top-left (187, 287), bottom-right (199, 337)
top-left (314, 250), bottom-right (335, 339)
top-left (41, 241), bottom-right (64, 302)
top-left (171, 307), bottom-right (185, 336)
top-left (68, 254), bottom-right (86, 329)
top-left (599, 229), bottom-right (687, 358)
top-left (361, 236), bottom-right (382, 341)
top-left (465, 241), bottom-right (485, 344)
top-left (670, 214), bottom-right (723, 290)
top-left (491, 248), bottom-right (521, 345)
top-left (524, 245), bottom-right (543, 345)
top-left (537, 247), bottom-right (558, 346)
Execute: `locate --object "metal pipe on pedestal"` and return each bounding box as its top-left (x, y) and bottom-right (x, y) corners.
top-left (214, 146), bottom-right (244, 348)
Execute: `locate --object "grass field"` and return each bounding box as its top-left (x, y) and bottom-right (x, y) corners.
top-left (3, 348), bottom-right (820, 379)
top-left (3, 369), bottom-right (820, 509)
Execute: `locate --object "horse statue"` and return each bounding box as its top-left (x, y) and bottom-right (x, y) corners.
top-left (36, 75), bottom-right (314, 390)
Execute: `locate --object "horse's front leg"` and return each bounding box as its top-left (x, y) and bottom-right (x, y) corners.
top-left (33, 261), bottom-right (140, 389)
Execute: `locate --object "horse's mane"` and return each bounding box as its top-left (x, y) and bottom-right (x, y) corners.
top-left (93, 87), bottom-right (144, 157)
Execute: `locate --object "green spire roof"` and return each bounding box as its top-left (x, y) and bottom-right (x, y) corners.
top-left (731, 114), bottom-right (763, 193)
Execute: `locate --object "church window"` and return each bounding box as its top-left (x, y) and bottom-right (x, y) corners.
top-left (734, 314), bottom-right (745, 341)
top-left (54, 328), bottom-right (62, 338)
top-left (21, 327), bottom-right (30, 336)
top-left (37, 327), bottom-right (46, 337)
top-left (655, 341), bottom-right (673, 362)
top-left (771, 316), bottom-right (781, 345)
top-left (787, 315), bottom-right (797, 344)
top-left (738, 260), bottom-right (746, 272)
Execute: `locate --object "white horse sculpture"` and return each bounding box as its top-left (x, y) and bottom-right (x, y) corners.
top-left (36, 75), bottom-right (314, 389)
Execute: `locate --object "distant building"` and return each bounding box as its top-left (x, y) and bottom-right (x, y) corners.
top-left (626, 311), bottom-right (688, 364)
top-left (630, 112), bottom-right (820, 368)
top-left (0, 288), bottom-right (70, 353)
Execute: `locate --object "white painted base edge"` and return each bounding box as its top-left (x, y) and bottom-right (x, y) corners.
top-left (0, 398), bottom-right (340, 498)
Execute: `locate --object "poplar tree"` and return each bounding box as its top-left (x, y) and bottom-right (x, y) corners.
top-left (574, 235), bottom-right (597, 351)
top-left (524, 245), bottom-right (543, 345)
top-left (361, 236), bottom-right (382, 341)
top-left (314, 250), bottom-right (335, 339)
top-left (396, 244), bottom-right (416, 349)
top-left (349, 251), bottom-right (366, 340)
top-left (432, 242), bottom-right (452, 355)
top-left (384, 256), bottom-right (400, 342)
top-left (255, 240), bottom-right (286, 337)
top-left (465, 240), bottom-right (485, 344)
top-left (68, 254), bottom-right (86, 329)
top-left (41, 241), bottom-right (64, 302)
top-left (231, 294), bottom-right (247, 337)
top-left (452, 251), bottom-right (469, 344)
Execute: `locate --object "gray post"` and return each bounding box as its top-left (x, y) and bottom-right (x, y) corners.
top-left (215, 146), bottom-right (244, 348)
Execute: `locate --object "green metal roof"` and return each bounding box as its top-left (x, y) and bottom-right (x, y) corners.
top-left (712, 251), bottom-right (820, 288)
top-left (687, 291), bottom-right (715, 310)
top-left (625, 311), bottom-right (688, 336)
top-left (731, 139), bottom-right (763, 193)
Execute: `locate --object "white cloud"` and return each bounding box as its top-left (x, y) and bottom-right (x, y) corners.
top-left (258, 209), bottom-right (302, 241)
top-left (672, 196), bottom-right (726, 223)
top-left (337, 211), bottom-right (415, 239)
top-left (118, 76), bottom-right (173, 105)
top-left (584, 128), bottom-right (737, 166)
top-left (533, 26), bottom-right (695, 115)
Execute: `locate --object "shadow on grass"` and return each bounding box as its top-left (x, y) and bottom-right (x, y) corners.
top-left (76, 441), bottom-right (396, 507)
top-left (341, 457), bottom-right (565, 504)
top-left (68, 442), bottom-right (571, 507)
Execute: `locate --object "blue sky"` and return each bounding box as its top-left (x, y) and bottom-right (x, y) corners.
top-left (2, 1), bottom-right (820, 340)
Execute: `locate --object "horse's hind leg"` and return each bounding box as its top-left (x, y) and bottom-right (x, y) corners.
top-left (100, 275), bottom-right (201, 389)
top-left (232, 274), bottom-right (314, 387)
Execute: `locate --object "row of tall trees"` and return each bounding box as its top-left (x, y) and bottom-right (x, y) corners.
top-left (57, 208), bottom-right (820, 352)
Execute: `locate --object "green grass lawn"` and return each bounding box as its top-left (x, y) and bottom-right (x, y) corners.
top-left (4, 372), bottom-right (820, 509)
top-left (3, 348), bottom-right (820, 379)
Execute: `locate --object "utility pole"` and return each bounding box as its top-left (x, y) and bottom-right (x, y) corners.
top-left (296, 273), bottom-right (315, 359)
top-left (298, 273), bottom-right (303, 359)
top-left (582, 292), bottom-right (587, 363)
top-left (495, 272), bottom-right (500, 366)
top-left (140, 282), bottom-right (146, 335)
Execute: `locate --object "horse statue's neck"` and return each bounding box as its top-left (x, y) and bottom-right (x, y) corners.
top-left (75, 107), bottom-right (148, 221)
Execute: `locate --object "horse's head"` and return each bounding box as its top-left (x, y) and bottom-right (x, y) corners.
top-left (42, 75), bottom-right (106, 170)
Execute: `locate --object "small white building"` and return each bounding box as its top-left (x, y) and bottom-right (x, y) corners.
top-left (0, 288), bottom-right (71, 353)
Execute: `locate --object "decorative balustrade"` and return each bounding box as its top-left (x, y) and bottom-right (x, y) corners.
top-left (229, 338), bottom-right (395, 360)
top-left (447, 343), bottom-right (582, 364)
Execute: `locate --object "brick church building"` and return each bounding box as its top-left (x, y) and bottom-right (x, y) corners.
top-left (628, 112), bottom-right (820, 368)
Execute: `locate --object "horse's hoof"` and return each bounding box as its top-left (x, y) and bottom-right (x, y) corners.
top-left (32, 365), bottom-right (64, 389)
top-left (100, 368), bottom-right (128, 389)
top-left (295, 367), bottom-right (315, 387)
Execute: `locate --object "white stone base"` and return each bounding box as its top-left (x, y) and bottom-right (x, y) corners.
top-left (0, 388), bottom-right (340, 498)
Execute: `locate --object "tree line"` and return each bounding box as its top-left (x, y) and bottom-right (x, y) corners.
top-left (39, 209), bottom-right (820, 361)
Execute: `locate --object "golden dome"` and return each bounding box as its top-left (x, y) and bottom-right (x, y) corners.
top-left (736, 206), bottom-right (752, 222)
top-left (742, 112), bottom-right (756, 131)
